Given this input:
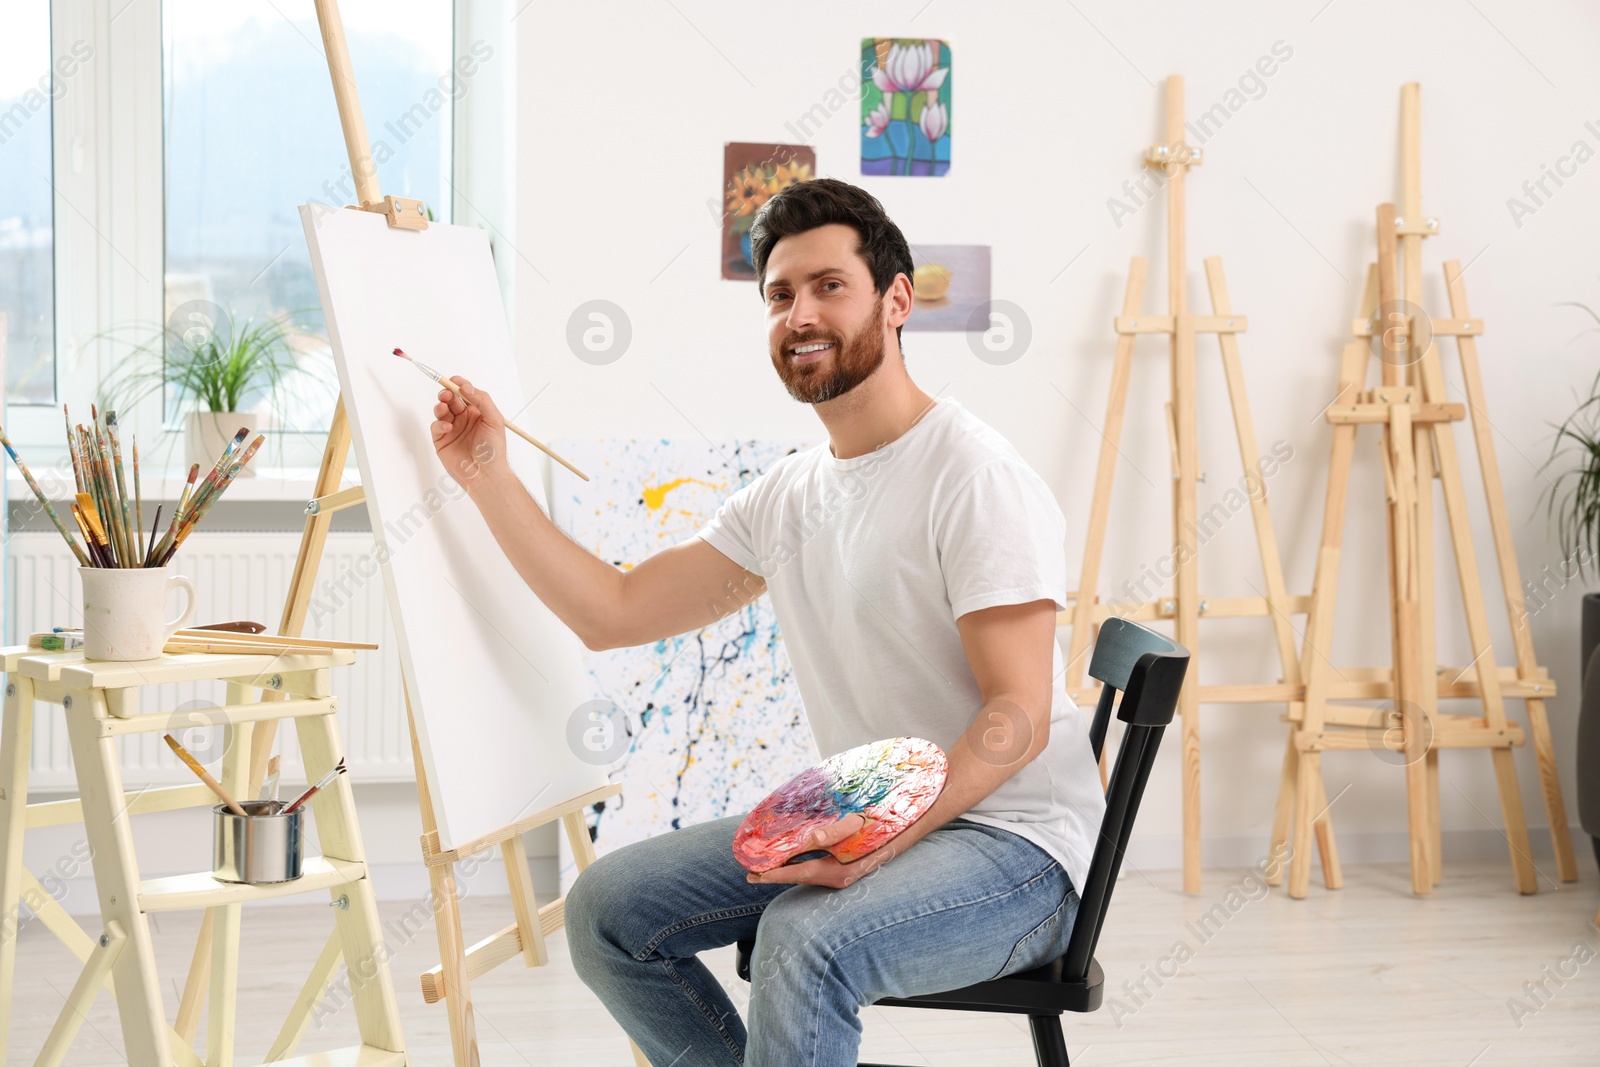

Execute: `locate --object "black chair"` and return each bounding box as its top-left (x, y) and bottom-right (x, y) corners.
top-left (734, 617), bottom-right (1190, 1067)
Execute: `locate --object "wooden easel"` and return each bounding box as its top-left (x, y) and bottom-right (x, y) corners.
top-left (1276, 84), bottom-right (1576, 899)
top-left (170, 3), bottom-right (637, 1065)
top-left (1, 647), bottom-right (405, 1067)
top-left (1063, 75), bottom-right (1338, 894)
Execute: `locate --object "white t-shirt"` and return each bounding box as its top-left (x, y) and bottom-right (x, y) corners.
top-left (695, 397), bottom-right (1105, 892)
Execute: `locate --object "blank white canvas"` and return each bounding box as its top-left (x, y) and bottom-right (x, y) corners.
top-left (300, 204), bottom-right (606, 851)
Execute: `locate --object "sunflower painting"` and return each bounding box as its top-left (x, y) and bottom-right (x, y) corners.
top-left (861, 38), bottom-right (951, 177)
top-left (721, 143), bottom-right (817, 281)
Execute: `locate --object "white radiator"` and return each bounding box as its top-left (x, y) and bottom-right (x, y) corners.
top-left (5, 531), bottom-right (416, 789)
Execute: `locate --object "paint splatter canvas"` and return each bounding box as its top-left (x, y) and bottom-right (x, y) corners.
top-left (551, 439), bottom-right (821, 891)
top-left (861, 38), bottom-right (952, 176)
top-left (906, 244), bottom-right (991, 332)
top-left (721, 143), bottom-right (816, 281)
top-left (733, 736), bottom-right (949, 872)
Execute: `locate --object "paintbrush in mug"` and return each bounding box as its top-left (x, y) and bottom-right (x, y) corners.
top-left (0, 425), bottom-right (92, 566)
top-left (392, 348), bottom-right (590, 481)
top-left (148, 465), bottom-right (199, 565)
top-left (281, 758), bottom-right (347, 814)
top-left (156, 434), bottom-right (265, 565)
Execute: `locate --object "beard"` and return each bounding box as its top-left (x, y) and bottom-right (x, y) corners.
top-left (770, 296), bottom-right (888, 405)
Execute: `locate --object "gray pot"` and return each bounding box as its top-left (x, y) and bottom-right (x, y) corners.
top-left (1578, 594), bottom-right (1600, 867)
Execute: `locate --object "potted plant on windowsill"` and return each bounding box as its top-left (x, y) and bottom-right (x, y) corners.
top-left (1541, 299), bottom-right (1600, 873)
top-left (98, 306), bottom-right (321, 475)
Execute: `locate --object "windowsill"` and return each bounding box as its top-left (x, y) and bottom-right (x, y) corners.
top-left (7, 467), bottom-right (358, 504)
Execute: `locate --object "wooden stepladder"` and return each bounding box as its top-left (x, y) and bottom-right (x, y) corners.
top-left (1062, 74), bottom-right (1339, 894)
top-left (1277, 84), bottom-right (1576, 899)
top-left (0, 647), bottom-right (405, 1067)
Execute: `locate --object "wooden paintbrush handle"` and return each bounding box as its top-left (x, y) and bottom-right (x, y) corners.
top-left (505, 422), bottom-right (589, 481)
top-left (163, 734), bottom-right (248, 816)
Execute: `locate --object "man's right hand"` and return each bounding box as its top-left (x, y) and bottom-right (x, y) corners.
top-left (424, 373), bottom-right (768, 652)
top-left (431, 376), bottom-right (507, 488)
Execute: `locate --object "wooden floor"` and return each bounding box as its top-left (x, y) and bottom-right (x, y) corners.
top-left (7, 859), bottom-right (1598, 1066)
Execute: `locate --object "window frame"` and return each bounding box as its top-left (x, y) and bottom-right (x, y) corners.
top-left (10, 0), bottom-right (508, 478)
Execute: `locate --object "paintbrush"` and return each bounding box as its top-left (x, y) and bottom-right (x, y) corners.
top-left (92, 421), bottom-right (128, 565)
top-left (189, 428), bottom-right (248, 513)
top-left (133, 434), bottom-right (144, 563)
top-left (0, 425), bottom-right (92, 566)
top-left (163, 733), bottom-right (249, 817)
top-left (259, 755), bottom-right (282, 803)
top-left (392, 348), bottom-right (590, 481)
top-left (282, 758), bottom-right (346, 814)
top-left (71, 503), bottom-right (111, 567)
top-left (157, 435), bottom-right (264, 565)
top-left (147, 464), bottom-right (198, 566)
top-left (64, 405), bottom-right (85, 494)
top-left (108, 412), bottom-right (134, 564)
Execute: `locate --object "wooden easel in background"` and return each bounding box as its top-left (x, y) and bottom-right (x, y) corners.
top-left (1062, 74), bottom-right (1338, 894)
top-left (1278, 84), bottom-right (1576, 900)
top-left (171, 3), bottom-right (635, 1065)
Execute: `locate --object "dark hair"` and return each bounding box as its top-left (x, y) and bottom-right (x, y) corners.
top-left (750, 178), bottom-right (914, 343)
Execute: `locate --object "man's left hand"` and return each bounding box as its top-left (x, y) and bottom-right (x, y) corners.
top-left (745, 813), bottom-right (899, 889)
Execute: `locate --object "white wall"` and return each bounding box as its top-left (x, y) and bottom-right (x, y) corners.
top-left (513, 0), bottom-right (1600, 871)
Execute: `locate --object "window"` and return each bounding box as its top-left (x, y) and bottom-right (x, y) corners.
top-left (161, 0), bottom-right (455, 428)
top-left (0, 3), bottom-right (60, 405)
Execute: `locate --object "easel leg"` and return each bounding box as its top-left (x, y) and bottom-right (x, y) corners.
top-left (1310, 770), bottom-right (1342, 890)
top-left (1445, 259), bottom-right (1578, 882)
top-left (1287, 750), bottom-right (1318, 900)
top-left (1065, 257), bottom-right (1149, 696)
top-left (428, 860), bottom-right (480, 1067)
top-left (1491, 746), bottom-right (1540, 894)
top-left (0, 674), bottom-right (35, 1059)
top-left (1267, 729), bottom-right (1297, 887)
top-left (1413, 414), bottom-right (1442, 888)
top-left (1524, 697), bottom-right (1576, 880)
top-left (1426, 748), bottom-right (1442, 885)
top-left (1291, 372), bottom-right (1360, 898)
top-left (1173, 326), bottom-right (1202, 895)
top-left (62, 687), bottom-right (170, 1067)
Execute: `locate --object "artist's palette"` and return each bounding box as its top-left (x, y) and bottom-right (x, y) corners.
top-left (732, 736), bottom-right (948, 872)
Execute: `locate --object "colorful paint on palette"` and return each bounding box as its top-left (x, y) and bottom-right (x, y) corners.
top-left (861, 38), bottom-right (952, 177)
top-left (733, 736), bottom-right (949, 872)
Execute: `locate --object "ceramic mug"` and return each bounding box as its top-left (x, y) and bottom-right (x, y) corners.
top-left (79, 566), bottom-right (198, 661)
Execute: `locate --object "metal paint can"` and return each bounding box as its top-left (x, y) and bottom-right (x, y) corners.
top-left (212, 800), bottom-right (303, 884)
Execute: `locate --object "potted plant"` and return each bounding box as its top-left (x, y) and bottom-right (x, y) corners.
top-left (98, 305), bottom-right (320, 475)
top-left (1541, 299), bottom-right (1600, 872)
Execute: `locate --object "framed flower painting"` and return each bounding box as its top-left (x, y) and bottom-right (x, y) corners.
top-left (861, 38), bottom-right (951, 177)
top-left (721, 142), bottom-right (817, 281)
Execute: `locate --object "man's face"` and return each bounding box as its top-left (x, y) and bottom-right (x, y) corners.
top-left (763, 223), bottom-right (891, 405)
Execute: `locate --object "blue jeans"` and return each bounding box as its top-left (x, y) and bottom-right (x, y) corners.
top-left (564, 814), bottom-right (1079, 1067)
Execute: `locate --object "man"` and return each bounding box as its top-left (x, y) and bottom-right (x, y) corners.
top-left (429, 178), bottom-right (1104, 1066)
